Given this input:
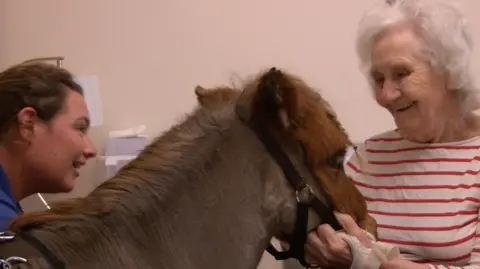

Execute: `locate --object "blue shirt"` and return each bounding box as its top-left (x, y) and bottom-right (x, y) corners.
top-left (0, 165), bottom-right (22, 230)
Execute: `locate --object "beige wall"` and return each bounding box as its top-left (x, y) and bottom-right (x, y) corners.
top-left (1, 1), bottom-right (480, 268)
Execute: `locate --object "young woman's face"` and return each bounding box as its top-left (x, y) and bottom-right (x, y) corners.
top-left (24, 89), bottom-right (97, 193)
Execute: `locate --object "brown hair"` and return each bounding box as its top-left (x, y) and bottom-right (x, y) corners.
top-left (0, 62), bottom-right (83, 138)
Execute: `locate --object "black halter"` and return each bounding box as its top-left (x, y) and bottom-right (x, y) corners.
top-left (237, 112), bottom-right (345, 268)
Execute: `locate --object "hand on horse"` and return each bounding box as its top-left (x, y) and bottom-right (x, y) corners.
top-left (304, 212), bottom-right (373, 269)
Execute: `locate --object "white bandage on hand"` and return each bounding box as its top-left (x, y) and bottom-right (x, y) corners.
top-left (337, 230), bottom-right (400, 269)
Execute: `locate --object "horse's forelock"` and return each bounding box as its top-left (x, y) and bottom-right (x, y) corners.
top-left (247, 67), bottom-right (352, 165)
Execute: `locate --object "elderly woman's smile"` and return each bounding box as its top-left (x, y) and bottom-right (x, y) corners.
top-left (394, 102), bottom-right (415, 112)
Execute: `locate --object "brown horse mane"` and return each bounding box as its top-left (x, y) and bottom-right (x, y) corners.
top-left (8, 67), bottom-right (366, 234)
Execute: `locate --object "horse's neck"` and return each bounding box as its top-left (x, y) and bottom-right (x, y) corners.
top-left (151, 150), bottom-right (275, 269)
top-left (30, 116), bottom-right (281, 269)
top-left (142, 123), bottom-right (280, 268)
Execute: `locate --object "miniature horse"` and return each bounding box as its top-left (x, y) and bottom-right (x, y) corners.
top-left (2, 67), bottom-right (375, 269)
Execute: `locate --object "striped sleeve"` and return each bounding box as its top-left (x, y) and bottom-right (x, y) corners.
top-left (344, 130), bottom-right (480, 268)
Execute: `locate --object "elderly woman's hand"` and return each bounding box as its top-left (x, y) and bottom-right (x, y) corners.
top-left (305, 212), bottom-right (373, 268)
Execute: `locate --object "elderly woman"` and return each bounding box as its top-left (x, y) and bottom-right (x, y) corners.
top-left (0, 62), bottom-right (97, 229)
top-left (305, 0), bottom-right (480, 269)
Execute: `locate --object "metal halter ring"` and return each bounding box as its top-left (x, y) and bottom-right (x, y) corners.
top-left (0, 256), bottom-right (28, 269)
top-left (296, 184), bottom-right (315, 203)
top-left (0, 232), bottom-right (14, 242)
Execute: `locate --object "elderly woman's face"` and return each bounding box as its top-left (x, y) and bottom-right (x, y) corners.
top-left (369, 26), bottom-right (449, 141)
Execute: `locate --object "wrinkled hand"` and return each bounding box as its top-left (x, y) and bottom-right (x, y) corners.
top-left (305, 212), bottom-right (373, 268)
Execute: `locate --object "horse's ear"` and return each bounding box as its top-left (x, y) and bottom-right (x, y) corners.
top-left (195, 85), bottom-right (215, 107)
top-left (195, 85), bottom-right (240, 109)
top-left (194, 85), bottom-right (207, 98)
top-left (254, 67), bottom-right (298, 129)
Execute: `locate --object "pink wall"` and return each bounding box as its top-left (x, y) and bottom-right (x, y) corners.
top-left (1, 1), bottom-right (480, 268)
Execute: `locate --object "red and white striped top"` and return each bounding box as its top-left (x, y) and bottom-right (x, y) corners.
top-left (345, 129), bottom-right (480, 269)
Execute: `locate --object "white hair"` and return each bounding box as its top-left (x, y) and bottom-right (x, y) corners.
top-left (355, 0), bottom-right (479, 112)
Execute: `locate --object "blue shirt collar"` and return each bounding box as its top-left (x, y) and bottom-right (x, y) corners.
top-left (0, 165), bottom-right (22, 213)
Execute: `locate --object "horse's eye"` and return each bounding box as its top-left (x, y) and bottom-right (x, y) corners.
top-left (327, 154), bottom-right (344, 169)
top-left (334, 156), bottom-right (345, 169)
